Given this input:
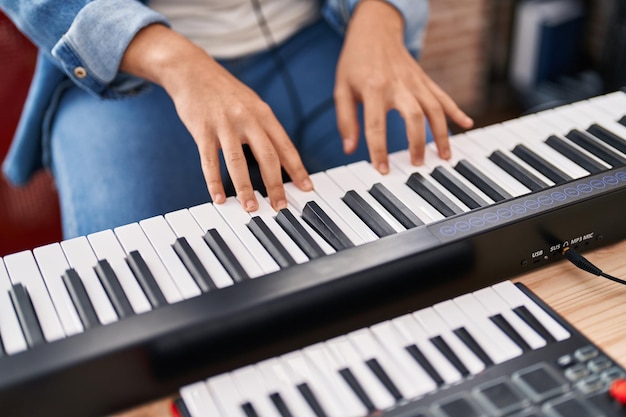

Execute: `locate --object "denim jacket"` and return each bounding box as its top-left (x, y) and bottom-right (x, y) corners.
top-left (0, 0), bottom-right (428, 186)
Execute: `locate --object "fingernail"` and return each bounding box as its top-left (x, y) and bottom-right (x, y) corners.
top-left (343, 138), bottom-right (352, 153)
top-left (274, 199), bottom-right (288, 210)
top-left (411, 156), bottom-right (424, 166)
top-left (440, 149), bottom-right (451, 159)
top-left (377, 162), bottom-right (389, 174)
top-left (213, 193), bottom-right (225, 203)
top-left (301, 177), bottom-right (313, 190)
top-left (245, 199), bottom-right (257, 211)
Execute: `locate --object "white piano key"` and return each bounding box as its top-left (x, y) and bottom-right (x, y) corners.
top-left (257, 358), bottom-right (317, 417)
top-left (190, 202), bottom-right (265, 278)
top-left (32, 243), bottom-right (84, 336)
top-left (391, 314), bottom-right (463, 385)
top-left (4, 250), bottom-right (66, 342)
top-left (347, 328), bottom-right (422, 400)
top-left (0, 258), bottom-right (28, 354)
top-left (249, 192), bottom-right (310, 264)
top-left (387, 153), bottom-right (473, 214)
top-left (303, 343), bottom-right (369, 417)
top-left (492, 281), bottom-right (570, 341)
top-left (588, 91), bottom-right (626, 119)
top-left (453, 293), bottom-right (524, 360)
top-left (284, 180), bottom-right (365, 246)
top-left (433, 299), bottom-right (515, 364)
top-left (369, 321), bottom-right (437, 396)
top-left (307, 173), bottom-right (378, 243)
top-left (281, 351), bottom-right (345, 417)
top-left (487, 123), bottom-right (590, 179)
top-left (232, 366), bottom-right (283, 417)
top-left (87, 230), bottom-right (152, 314)
top-left (213, 197), bottom-right (281, 275)
top-left (180, 381), bottom-right (223, 417)
top-left (206, 373), bottom-right (248, 417)
top-left (139, 216), bottom-right (202, 299)
top-left (165, 209), bottom-right (235, 288)
top-left (326, 166), bottom-right (408, 232)
top-left (349, 157), bottom-right (443, 222)
top-left (413, 307), bottom-right (485, 375)
top-left (114, 223), bottom-right (183, 304)
top-left (326, 336), bottom-right (396, 411)
top-left (60, 237), bottom-right (119, 325)
top-left (472, 286), bottom-right (546, 350)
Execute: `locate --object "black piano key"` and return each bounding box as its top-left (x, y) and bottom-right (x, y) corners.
top-left (489, 314), bottom-right (531, 353)
top-left (339, 368), bottom-right (377, 412)
top-left (126, 250), bottom-right (168, 308)
top-left (453, 327), bottom-right (494, 367)
top-left (365, 358), bottom-right (403, 401)
top-left (247, 216), bottom-right (297, 269)
top-left (301, 201), bottom-right (354, 251)
top-left (489, 150), bottom-right (548, 192)
top-left (513, 305), bottom-right (555, 343)
top-left (369, 183), bottom-right (423, 229)
top-left (587, 123), bottom-right (626, 154)
top-left (173, 398), bottom-right (193, 417)
top-left (454, 160), bottom-right (512, 202)
top-left (62, 268), bottom-right (101, 330)
top-left (94, 259), bottom-right (134, 319)
top-left (297, 383), bottom-right (329, 417)
top-left (430, 166), bottom-right (489, 209)
top-left (203, 229), bottom-right (250, 283)
top-left (0, 335), bottom-right (4, 357)
top-left (405, 344), bottom-right (445, 387)
top-left (429, 335), bottom-right (470, 377)
top-left (270, 393), bottom-right (295, 417)
top-left (342, 190), bottom-right (396, 238)
top-left (511, 144), bottom-right (573, 184)
top-left (241, 402), bottom-right (260, 417)
top-left (565, 129), bottom-right (626, 167)
top-left (275, 209), bottom-right (325, 259)
top-left (172, 237), bottom-right (217, 292)
top-left (619, 115), bottom-right (626, 127)
top-left (406, 172), bottom-right (464, 217)
top-left (8, 283), bottom-right (45, 348)
top-left (545, 135), bottom-right (607, 174)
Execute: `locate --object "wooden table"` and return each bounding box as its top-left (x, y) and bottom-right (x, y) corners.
top-left (112, 240), bottom-right (626, 417)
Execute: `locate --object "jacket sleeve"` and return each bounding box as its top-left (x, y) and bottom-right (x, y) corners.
top-left (321, 0), bottom-right (429, 58)
top-left (0, 0), bottom-right (169, 97)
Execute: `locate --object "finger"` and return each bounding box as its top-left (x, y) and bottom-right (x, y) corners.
top-left (198, 136), bottom-right (227, 204)
top-left (246, 128), bottom-right (289, 211)
top-left (334, 84), bottom-right (360, 154)
top-left (394, 90), bottom-right (426, 165)
top-left (416, 88), bottom-right (450, 160)
top-left (362, 90), bottom-right (390, 174)
top-left (265, 120), bottom-right (313, 193)
top-left (426, 78), bottom-right (474, 129)
top-left (219, 129), bottom-right (258, 212)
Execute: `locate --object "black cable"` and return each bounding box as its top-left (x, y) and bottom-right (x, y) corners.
top-left (562, 246), bottom-right (626, 286)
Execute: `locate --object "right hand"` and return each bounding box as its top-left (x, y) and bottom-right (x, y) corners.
top-left (121, 24), bottom-right (313, 212)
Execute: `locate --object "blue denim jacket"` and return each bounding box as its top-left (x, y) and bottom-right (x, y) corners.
top-left (0, 0), bottom-right (428, 186)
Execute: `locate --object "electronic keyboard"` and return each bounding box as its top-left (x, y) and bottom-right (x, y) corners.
top-left (1, 91), bottom-right (626, 416)
top-left (174, 280), bottom-right (626, 417)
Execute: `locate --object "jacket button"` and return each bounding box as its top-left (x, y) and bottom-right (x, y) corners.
top-left (73, 66), bottom-right (87, 78)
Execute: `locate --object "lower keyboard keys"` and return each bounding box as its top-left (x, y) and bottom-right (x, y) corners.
top-left (512, 363), bottom-right (569, 403)
top-left (542, 394), bottom-right (603, 417)
top-left (432, 393), bottom-right (486, 417)
top-left (63, 269), bottom-right (100, 330)
top-left (473, 378), bottom-right (530, 416)
top-left (9, 283), bottom-right (45, 348)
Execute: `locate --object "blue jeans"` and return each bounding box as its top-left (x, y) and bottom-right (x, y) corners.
top-left (50, 18), bottom-right (431, 239)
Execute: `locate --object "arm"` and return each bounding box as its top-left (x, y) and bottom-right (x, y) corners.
top-left (119, 24), bottom-right (313, 212)
top-left (325, 0), bottom-right (474, 173)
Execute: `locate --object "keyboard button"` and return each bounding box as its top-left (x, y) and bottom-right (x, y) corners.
top-left (126, 250), bottom-right (168, 308)
top-left (489, 150), bottom-right (549, 192)
top-left (94, 259), bottom-right (135, 319)
top-left (431, 393), bottom-right (486, 417)
top-left (172, 237), bottom-right (218, 291)
top-left (0, 259), bottom-right (27, 354)
top-left (430, 166), bottom-right (490, 209)
top-left (62, 268), bottom-right (101, 329)
top-left (454, 159), bottom-right (513, 202)
top-left (247, 216), bottom-right (297, 269)
top-left (545, 135), bottom-right (608, 174)
top-left (203, 229), bottom-right (250, 283)
top-left (8, 283), bottom-right (45, 348)
top-left (541, 394), bottom-right (603, 417)
top-left (302, 201), bottom-right (355, 251)
top-left (512, 363), bottom-right (569, 403)
top-left (342, 190), bottom-right (396, 237)
top-left (473, 378), bottom-right (530, 416)
top-left (369, 183), bottom-right (424, 228)
top-left (511, 144), bottom-right (573, 184)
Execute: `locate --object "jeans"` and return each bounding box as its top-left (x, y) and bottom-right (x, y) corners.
top-left (50, 18), bottom-right (432, 239)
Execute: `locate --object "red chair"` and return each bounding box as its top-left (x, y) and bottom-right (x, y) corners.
top-left (0, 11), bottom-right (62, 257)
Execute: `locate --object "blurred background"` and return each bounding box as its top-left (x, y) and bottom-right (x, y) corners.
top-left (1, 0), bottom-right (625, 257)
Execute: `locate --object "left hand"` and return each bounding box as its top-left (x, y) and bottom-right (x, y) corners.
top-left (334, 0), bottom-right (474, 174)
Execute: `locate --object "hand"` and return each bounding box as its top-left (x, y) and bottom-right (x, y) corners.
top-left (334, 0), bottom-right (474, 173)
top-left (121, 24), bottom-right (312, 212)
